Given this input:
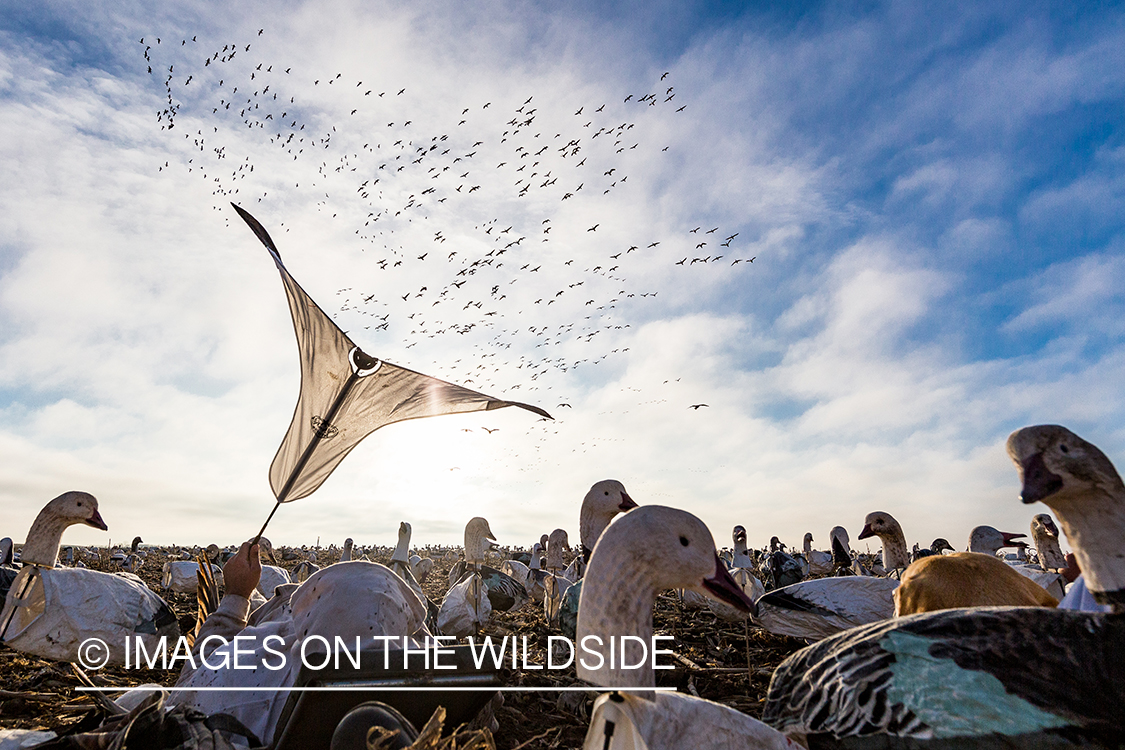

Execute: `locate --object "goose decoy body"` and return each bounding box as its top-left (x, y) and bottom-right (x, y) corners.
top-left (803, 532), bottom-right (834, 577)
top-left (754, 575), bottom-right (899, 640)
top-left (162, 559), bottom-right (225, 593)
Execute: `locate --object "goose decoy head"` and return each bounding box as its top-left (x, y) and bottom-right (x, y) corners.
top-left (930, 538), bottom-right (953, 553)
top-left (858, 511), bottom-right (899, 540)
top-left (1007, 424), bottom-right (1123, 505)
top-left (40, 491), bottom-right (106, 531)
top-left (1032, 513), bottom-right (1059, 538)
top-left (968, 525), bottom-right (1025, 554)
top-left (52, 491), bottom-right (107, 531)
top-left (733, 526), bottom-right (747, 546)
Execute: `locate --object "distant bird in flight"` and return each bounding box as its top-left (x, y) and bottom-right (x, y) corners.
top-left (689, 404), bottom-right (709, 410)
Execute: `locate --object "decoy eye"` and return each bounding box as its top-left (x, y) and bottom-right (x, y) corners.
top-left (679, 536), bottom-right (689, 547)
top-left (1060, 444), bottom-right (1069, 454)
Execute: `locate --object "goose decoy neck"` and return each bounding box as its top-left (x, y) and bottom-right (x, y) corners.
top-left (21, 492), bottom-right (104, 568)
top-left (391, 522), bottom-right (412, 563)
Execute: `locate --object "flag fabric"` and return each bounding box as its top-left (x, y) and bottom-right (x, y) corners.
top-left (232, 204), bottom-right (551, 504)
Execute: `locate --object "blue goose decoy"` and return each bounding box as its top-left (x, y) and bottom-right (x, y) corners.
top-left (763, 425), bottom-right (1125, 747)
top-left (0, 537), bottom-right (18, 601)
top-left (763, 536), bottom-right (804, 590)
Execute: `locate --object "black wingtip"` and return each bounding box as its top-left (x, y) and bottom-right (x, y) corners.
top-left (488, 400), bottom-right (553, 420)
top-left (230, 202), bottom-right (281, 259)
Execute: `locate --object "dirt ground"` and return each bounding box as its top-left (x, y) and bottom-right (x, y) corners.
top-left (0, 548), bottom-right (807, 748)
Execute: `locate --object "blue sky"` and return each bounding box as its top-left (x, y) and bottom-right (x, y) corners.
top-left (0, 0), bottom-right (1122, 555)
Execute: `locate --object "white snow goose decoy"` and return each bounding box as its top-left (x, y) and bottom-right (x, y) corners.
top-left (0, 492), bottom-right (179, 665)
top-left (162, 559), bottom-right (225, 593)
top-left (706, 525), bottom-right (765, 622)
top-left (577, 505), bottom-right (801, 750)
top-left (255, 537), bottom-right (293, 597)
top-left (557, 479), bottom-right (638, 639)
top-left (388, 521), bottom-right (439, 625)
top-left (409, 554), bottom-right (433, 584)
top-left (439, 517), bottom-right (527, 636)
top-left (857, 511), bottom-right (910, 574)
top-left (543, 527), bottom-right (573, 626)
top-left (803, 532), bottom-right (834, 577)
top-left (458, 517), bottom-right (528, 612)
top-left (1031, 513), bottom-right (1068, 571)
top-left (763, 424), bottom-right (1125, 746)
top-left (970, 524), bottom-right (1066, 599)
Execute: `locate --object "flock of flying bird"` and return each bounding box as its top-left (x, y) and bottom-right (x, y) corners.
top-left (138, 29), bottom-right (761, 412)
top-left (2, 424), bottom-right (1122, 747)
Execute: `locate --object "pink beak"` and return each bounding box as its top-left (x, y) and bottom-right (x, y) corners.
top-left (86, 508), bottom-right (108, 531)
top-left (702, 553), bottom-right (757, 617)
top-left (857, 523), bottom-right (875, 540)
top-left (619, 492), bottom-right (638, 511)
top-left (1001, 531), bottom-right (1027, 548)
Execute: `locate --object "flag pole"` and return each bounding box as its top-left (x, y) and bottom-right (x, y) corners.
top-left (250, 368), bottom-right (362, 546)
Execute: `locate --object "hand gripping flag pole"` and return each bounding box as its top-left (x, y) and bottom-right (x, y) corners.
top-left (231, 204), bottom-right (551, 545)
